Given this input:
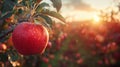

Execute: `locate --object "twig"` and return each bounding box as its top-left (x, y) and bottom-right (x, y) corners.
top-left (0, 25), bottom-right (15, 41)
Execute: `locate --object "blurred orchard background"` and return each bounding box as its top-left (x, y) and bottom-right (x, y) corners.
top-left (0, 0), bottom-right (120, 67)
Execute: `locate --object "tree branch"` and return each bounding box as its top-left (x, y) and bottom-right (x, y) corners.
top-left (0, 25), bottom-right (15, 42)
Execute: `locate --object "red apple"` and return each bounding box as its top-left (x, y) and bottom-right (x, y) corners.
top-left (0, 43), bottom-right (7, 51)
top-left (76, 58), bottom-right (83, 64)
top-left (104, 58), bottom-right (109, 65)
top-left (49, 54), bottom-right (54, 59)
top-left (46, 42), bottom-right (52, 49)
top-left (113, 52), bottom-right (120, 61)
top-left (95, 34), bottom-right (104, 43)
top-left (5, 15), bottom-right (14, 23)
top-left (97, 60), bottom-right (103, 65)
top-left (12, 22), bottom-right (49, 55)
top-left (75, 53), bottom-right (81, 58)
top-left (48, 64), bottom-right (52, 67)
top-left (42, 57), bottom-right (49, 63)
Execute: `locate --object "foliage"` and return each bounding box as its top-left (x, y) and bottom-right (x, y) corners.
top-left (0, 0), bottom-right (65, 66)
top-left (0, 0), bottom-right (65, 42)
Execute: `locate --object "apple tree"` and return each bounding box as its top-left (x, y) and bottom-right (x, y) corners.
top-left (0, 0), bottom-right (65, 67)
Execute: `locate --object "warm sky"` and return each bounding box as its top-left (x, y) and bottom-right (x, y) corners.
top-left (43, 0), bottom-right (120, 22)
top-left (61, 0), bottom-right (118, 22)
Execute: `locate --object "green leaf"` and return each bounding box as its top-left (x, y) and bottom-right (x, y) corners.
top-left (34, 17), bottom-right (51, 30)
top-left (20, 0), bottom-right (27, 6)
top-left (8, 54), bottom-right (19, 62)
top-left (38, 14), bottom-right (53, 27)
top-left (0, 52), bottom-right (8, 62)
top-left (28, 0), bottom-right (35, 9)
top-left (20, 1), bottom-right (30, 8)
top-left (0, 31), bottom-right (11, 42)
top-left (8, 50), bottom-right (19, 62)
top-left (0, 11), bottom-right (13, 20)
top-left (36, 2), bottom-right (50, 12)
top-left (0, 26), bottom-right (13, 42)
top-left (41, 9), bottom-right (65, 23)
top-left (1, 0), bottom-right (18, 13)
top-left (18, 8), bottom-right (23, 14)
top-left (11, 0), bottom-right (18, 3)
top-left (51, 0), bottom-right (62, 12)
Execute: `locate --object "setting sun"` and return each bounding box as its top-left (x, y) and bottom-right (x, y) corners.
top-left (93, 15), bottom-right (100, 22)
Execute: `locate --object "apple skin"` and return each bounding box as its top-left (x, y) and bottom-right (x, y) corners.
top-left (12, 22), bottom-right (49, 55)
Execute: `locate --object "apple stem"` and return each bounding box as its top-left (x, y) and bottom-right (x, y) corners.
top-left (24, 1), bottom-right (42, 23)
top-left (28, 3), bottom-right (39, 23)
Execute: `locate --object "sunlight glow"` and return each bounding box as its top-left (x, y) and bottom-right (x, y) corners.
top-left (93, 15), bottom-right (100, 23)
